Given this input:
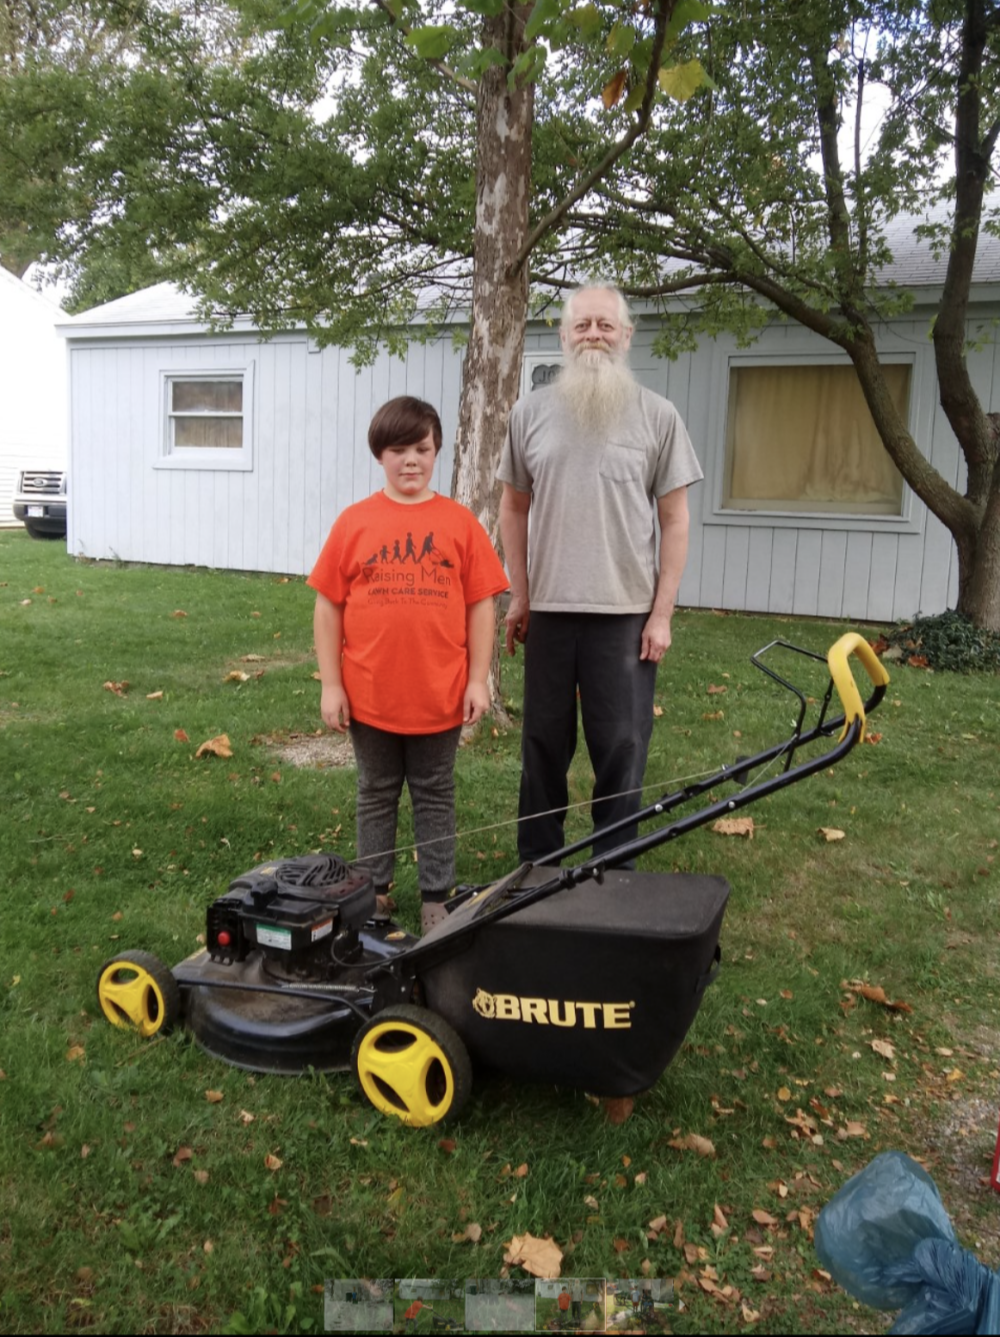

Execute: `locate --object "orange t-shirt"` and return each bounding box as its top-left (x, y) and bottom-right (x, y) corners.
top-left (403, 1300), bottom-right (424, 1320)
top-left (308, 492), bottom-right (508, 734)
top-left (558, 1291), bottom-right (571, 1311)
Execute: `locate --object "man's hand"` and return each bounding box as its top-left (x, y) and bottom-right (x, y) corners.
top-left (640, 610), bottom-right (672, 662)
top-left (320, 684), bottom-right (351, 732)
top-left (504, 593), bottom-right (530, 655)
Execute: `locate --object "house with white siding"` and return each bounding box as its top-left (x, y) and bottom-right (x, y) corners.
top-left (0, 270), bottom-right (67, 527)
top-left (59, 231), bottom-right (996, 621)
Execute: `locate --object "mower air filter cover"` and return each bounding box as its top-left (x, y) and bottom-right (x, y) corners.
top-left (419, 869), bottom-right (729, 1097)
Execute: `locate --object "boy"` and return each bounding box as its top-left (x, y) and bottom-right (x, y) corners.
top-left (309, 396), bottom-right (508, 935)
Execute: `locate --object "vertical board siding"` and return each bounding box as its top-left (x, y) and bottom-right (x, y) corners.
top-left (816, 531), bottom-right (848, 620)
top-left (65, 304), bottom-right (988, 620)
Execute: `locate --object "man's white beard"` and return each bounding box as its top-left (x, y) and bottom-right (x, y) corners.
top-left (555, 345), bottom-right (637, 435)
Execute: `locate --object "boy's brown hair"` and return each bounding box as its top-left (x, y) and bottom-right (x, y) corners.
top-left (368, 396), bottom-right (443, 459)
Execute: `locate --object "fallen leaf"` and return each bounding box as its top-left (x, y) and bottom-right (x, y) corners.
top-left (908, 654), bottom-right (930, 668)
top-left (713, 817), bottom-right (754, 838)
top-left (653, 704), bottom-right (663, 717)
top-left (193, 1169), bottom-right (209, 1185)
top-left (613, 1237), bottom-right (630, 1253)
top-left (438, 1139), bottom-right (456, 1154)
top-left (842, 980), bottom-right (914, 1013)
top-left (603, 1095), bottom-right (634, 1123)
top-left (102, 680), bottom-right (129, 697)
top-left (634, 1171), bottom-right (648, 1185)
top-left (203, 1240), bottom-right (213, 1254)
top-left (648, 1214), bottom-right (668, 1234)
top-left (668, 1132), bottom-right (716, 1158)
top-left (223, 671), bottom-right (249, 683)
top-left (65, 1045), bottom-right (85, 1062)
top-left (584, 1195), bottom-right (600, 1210)
top-left (171, 609), bottom-right (188, 618)
top-left (503, 1232), bottom-right (563, 1278)
top-left (819, 827), bottom-right (846, 841)
top-left (174, 729), bottom-right (190, 743)
top-left (513, 1162), bottom-right (529, 1178)
top-left (196, 734), bottom-right (233, 759)
top-left (752, 1209), bottom-right (778, 1226)
top-left (707, 684), bottom-right (728, 695)
top-left (870, 1039), bottom-right (896, 1061)
top-left (703, 710), bottom-right (726, 720)
top-left (146, 690), bottom-right (163, 701)
top-left (172, 1146), bottom-right (194, 1167)
top-left (205, 1090), bottom-right (224, 1104)
top-left (776, 1086), bottom-right (791, 1102)
top-left (264, 1153), bottom-right (283, 1171)
top-left (452, 1222), bottom-right (482, 1243)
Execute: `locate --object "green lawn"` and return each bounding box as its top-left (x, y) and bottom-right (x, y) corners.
top-left (1, 530), bottom-right (998, 1335)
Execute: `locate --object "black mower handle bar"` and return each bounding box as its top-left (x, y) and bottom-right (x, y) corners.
top-left (399, 634), bottom-right (890, 964)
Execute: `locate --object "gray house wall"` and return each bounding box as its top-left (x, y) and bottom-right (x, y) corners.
top-left (64, 293), bottom-right (981, 622)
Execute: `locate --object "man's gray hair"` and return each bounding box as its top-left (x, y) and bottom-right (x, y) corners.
top-left (560, 284), bottom-right (633, 332)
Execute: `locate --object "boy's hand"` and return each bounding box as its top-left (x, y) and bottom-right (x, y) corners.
top-left (463, 680), bottom-right (490, 725)
top-left (321, 684), bottom-right (351, 733)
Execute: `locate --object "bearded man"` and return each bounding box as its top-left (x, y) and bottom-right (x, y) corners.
top-left (498, 285), bottom-right (703, 863)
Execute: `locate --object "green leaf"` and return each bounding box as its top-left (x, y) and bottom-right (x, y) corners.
top-left (404, 24), bottom-right (457, 61)
top-left (666, 0), bottom-right (711, 42)
top-left (525, 0), bottom-right (564, 43)
top-left (658, 58), bottom-right (709, 102)
top-left (566, 4), bottom-right (602, 39)
top-left (606, 22), bottom-right (636, 60)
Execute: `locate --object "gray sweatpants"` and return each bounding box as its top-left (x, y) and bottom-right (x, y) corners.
top-left (350, 719), bottom-right (462, 893)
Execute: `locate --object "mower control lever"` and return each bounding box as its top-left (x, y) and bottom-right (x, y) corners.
top-left (826, 633), bottom-right (890, 741)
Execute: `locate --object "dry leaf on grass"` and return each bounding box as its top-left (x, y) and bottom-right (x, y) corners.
top-left (174, 728), bottom-right (190, 743)
top-left (264, 1153), bottom-right (283, 1171)
top-left (668, 1132), bottom-right (716, 1158)
top-left (713, 817), bottom-right (754, 838)
top-left (172, 1146), bottom-right (193, 1168)
top-left (223, 670), bottom-right (250, 683)
top-left (503, 1232), bottom-right (563, 1278)
top-left (603, 1095), bottom-right (634, 1124)
top-left (818, 827), bottom-right (845, 841)
top-left (146, 690), bottom-right (163, 701)
top-left (842, 980), bottom-right (913, 1013)
top-left (196, 733), bottom-right (233, 759)
top-left (102, 680), bottom-right (129, 696)
top-left (452, 1223), bottom-right (482, 1244)
top-left (869, 1039), bottom-right (896, 1061)
top-left (205, 1090), bottom-right (224, 1103)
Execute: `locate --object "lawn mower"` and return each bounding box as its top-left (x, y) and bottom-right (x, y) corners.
top-left (95, 633), bottom-right (887, 1127)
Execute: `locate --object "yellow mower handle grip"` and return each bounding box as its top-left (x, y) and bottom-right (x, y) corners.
top-left (827, 633), bottom-right (890, 741)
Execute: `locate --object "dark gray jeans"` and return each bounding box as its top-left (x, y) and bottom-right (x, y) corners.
top-left (350, 719), bottom-right (462, 892)
top-left (517, 611), bottom-right (656, 863)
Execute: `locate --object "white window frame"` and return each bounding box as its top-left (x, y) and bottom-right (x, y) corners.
top-left (156, 365), bottom-right (255, 471)
top-left (705, 350), bottom-right (923, 534)
top-left (520, 351), bottom-right (564, 397)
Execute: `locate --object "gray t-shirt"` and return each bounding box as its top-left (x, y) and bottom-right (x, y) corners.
top-left (498, 383), bottom-right (703, 613)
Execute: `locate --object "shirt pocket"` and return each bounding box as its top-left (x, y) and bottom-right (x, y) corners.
top-left (598, 441), bottom-right (646, 484)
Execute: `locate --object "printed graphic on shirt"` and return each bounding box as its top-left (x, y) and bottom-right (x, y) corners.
top-left (360, 527), bottom-right (455, 599)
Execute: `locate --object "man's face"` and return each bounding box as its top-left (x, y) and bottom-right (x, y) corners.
top-left (560, 289), bottom-right (633, 360)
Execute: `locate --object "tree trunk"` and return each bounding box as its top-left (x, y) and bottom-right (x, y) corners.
top-left (450, 3), bottom-right (534, 710)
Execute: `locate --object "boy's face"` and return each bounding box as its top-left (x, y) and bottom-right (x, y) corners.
top-left (380, 430), bottom-right (437, 503)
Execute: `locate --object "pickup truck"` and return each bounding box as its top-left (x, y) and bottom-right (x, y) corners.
top-left (14, 467), bottom-right (67, 539)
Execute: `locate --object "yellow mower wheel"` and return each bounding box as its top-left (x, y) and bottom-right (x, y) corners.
top-left (96, 951), bottom-right (181, 1038)
top-left (352, 1005), bottom-right (472, 1127)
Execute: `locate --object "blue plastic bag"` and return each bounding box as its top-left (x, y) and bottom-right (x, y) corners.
top-left (814, 1151), bottom-right (1000, 1334)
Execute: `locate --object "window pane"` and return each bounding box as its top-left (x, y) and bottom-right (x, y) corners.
top-left (172, 380), bottom-right (242, 413)
top-left (174, 417), bottom-right (243, 449)
top-left (725, 364), bottom-right (907, 514)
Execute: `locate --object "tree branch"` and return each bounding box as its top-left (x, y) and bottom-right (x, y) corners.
top-left (510, 0), bottom-right (676, 275)
top-left (368, 0), bottom-right (478, 95)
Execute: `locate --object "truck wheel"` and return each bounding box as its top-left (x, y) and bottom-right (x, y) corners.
top-left (96, 951), bottom-right (181, 1037)
top-left (352, 1004), bottom-right (472, 1127)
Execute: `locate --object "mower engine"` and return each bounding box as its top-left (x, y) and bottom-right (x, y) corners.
top-left (206, 854), bottom-right (377, 979)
